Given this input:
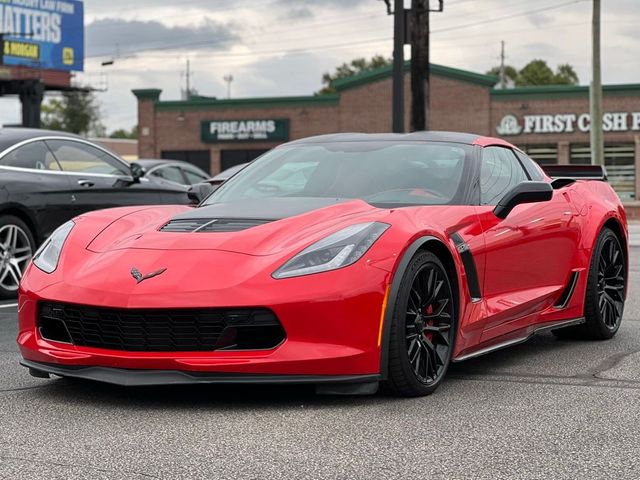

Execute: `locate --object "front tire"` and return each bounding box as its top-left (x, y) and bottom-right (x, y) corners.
top-left (554, 227), bottom-right (626, 340)
top-left (0, 215), bottom-right (35, 299)
top-left (385, 251), bottom-right (456, 397)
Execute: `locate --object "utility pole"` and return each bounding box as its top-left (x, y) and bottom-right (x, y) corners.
top-left (392, 0), bottom-right (405, 133)
top-left (590, 0), bottom-right (604, 165)
top-left (185, 58), bottom-right (192, 99)
top-left (499, 40), bottom-right (506, 89)
top-left (409, 0), bottom-right (443, 131)
top-left (223, 74), bottom-right (233, 99)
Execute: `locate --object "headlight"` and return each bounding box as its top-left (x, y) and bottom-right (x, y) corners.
top-left (32, 220), bottom-right (75, 273)
top-left (273, 222), bottom-right (390, 279)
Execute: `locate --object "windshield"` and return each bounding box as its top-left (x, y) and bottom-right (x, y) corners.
top-left (204, 141), bottom-right (471, 207)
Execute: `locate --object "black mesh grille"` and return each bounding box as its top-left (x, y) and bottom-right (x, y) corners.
top-left (38, 302), bottom-right (284, 352)
top-left (160, 218), bottom-right (272, 233)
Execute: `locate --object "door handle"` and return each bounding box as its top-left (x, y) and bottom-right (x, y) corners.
top-left (77, 179), bottom-right (94, 187)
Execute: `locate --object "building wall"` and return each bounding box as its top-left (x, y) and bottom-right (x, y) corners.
top-left (338, 73), bottom-right (492, 134)
top-left (146, 104), bottom-right (340, 173)
top-left (490, 94), bottom-right (640, 147)
top-left (134, 72), bottom-right (640, 204)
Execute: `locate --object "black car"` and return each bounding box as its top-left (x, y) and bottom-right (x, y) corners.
top-left (0, 128), bottom-right (192, 298)
top-left (134, 159), bottom-right (210, 186)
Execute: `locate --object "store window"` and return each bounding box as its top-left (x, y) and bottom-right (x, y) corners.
top-left (570, 144), bottom-right (635, 200)
top-left (161, 150), bottom-right (211, 174)
top-left (519, 145), bottom-right (558, 165)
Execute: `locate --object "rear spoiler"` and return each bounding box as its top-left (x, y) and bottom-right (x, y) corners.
top-left (541, 164), bottom-right (607, 181)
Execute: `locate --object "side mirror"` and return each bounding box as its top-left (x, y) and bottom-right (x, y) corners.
top-left (187, 182), bottom-right (215, 204)
top-left (130, 162), bottom-right (144, 183)
top-left (493, 181), bottom-right (553, 219)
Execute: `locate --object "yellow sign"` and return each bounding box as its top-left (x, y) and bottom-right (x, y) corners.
top-left (62, 47), bottom-right (74, 65)
top-left (3, 40), bottom-right (40, 61)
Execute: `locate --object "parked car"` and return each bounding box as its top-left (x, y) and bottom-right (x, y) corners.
top-left (134, 159), bottom-right (210, 187)
top-left (205, 162), bottom-right (248, 188)
top-left (0, 128), bottom-right (192, 298)
top-left (17, 132), bottom-right (628, 397)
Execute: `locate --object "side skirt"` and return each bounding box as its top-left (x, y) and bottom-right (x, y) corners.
top-left (452, 317), bottom-right (585, 362)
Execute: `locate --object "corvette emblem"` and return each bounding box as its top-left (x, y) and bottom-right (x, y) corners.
top-left (131, 267), bottom-right (167, 284)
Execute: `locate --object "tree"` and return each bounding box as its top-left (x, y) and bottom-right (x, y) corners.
top-left (41, 91), bottom-right (105, 136)
top-left (109, 125), bottom-right (138, 139)
top-left (487, 65), bottom-right (519, 86)
top-left (553, 63), bottom-right (579, 85)
top-left (486, 59), bottom-right (579, 87)
top-left (516, 59), bottom-right (556, 86)
top-left (317, 55), bottom-right (392, 94)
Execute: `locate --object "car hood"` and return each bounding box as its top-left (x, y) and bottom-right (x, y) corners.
top-left (86, 197), bottom-right (384, 256)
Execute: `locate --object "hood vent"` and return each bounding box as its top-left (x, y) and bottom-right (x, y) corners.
top-left (160, 218), bottom-right (273, 233)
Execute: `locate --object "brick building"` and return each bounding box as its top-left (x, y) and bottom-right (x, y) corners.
top-left (133, 62), bottom-right (640, 212)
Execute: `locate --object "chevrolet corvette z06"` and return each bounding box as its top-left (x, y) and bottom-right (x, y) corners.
top-left (17, 132), bottom-right (628, 397)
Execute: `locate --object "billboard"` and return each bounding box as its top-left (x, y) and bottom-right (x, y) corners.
top-left (0, 0), bottom-right (83, 72)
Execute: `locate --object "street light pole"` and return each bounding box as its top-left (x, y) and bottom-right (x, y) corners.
top-left (590, 0), bottom-right (604, 165)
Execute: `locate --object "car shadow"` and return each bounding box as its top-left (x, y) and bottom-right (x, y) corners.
top-left (22, 332), bottom-right (605, 410)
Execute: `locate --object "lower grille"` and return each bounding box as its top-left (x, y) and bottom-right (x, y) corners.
top-left (38, 302), bottom-right (285, 352)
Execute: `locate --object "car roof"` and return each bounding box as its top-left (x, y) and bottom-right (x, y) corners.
top-left (285, 131), bottom-right (515, 148)
top-left (136, 159), bottom-right (203, 170)
top-left (211, 163), bottom-right (248, 181)
top-left (0, 127), bottom-right (81, 151)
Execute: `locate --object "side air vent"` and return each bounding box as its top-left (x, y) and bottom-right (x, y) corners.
top-left (160, 218), bottom-right (273, 233)
top-left (555, 271), bottom-right (580, 309)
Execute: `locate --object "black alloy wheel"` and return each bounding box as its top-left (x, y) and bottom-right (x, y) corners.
top-left (386, 251), bottom-right (456, 397)
top-left (553, 227), bottom-right (626, 340)
top-left (595, 232), bottom-right (626, 331)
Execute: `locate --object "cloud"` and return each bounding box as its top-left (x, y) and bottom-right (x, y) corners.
top-left (85, 18), bottom-right (240, 59)
top-left (273, 0), bottom-right (369, 19)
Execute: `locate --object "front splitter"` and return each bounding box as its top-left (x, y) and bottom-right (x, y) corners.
top-left (21, 359), bottom-right (381, 394)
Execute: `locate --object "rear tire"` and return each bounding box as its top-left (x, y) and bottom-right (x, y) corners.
top-left (0, 215), bottom-right (35, 299)
top-left (553, 227), bottom-right (626, 340)
top-left (384, 251), bottom-right (456, 397)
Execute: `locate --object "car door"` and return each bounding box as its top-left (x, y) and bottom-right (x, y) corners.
top-left (45, 139), bottom-right (186, 215)
top-left (181, 165), bottom-right (209, 185)
top-left (475, 146), bottom-right (582, 339)
top-left (149, 165), bottom-right (189, 186)
top-left (0, 140), bottom-right (75, 239)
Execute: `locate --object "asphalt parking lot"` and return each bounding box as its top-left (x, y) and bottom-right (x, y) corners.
top-left (1, 243), bottom-right (639, 479)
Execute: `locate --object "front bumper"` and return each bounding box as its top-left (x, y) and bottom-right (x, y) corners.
top-left (18, 261), bottom-right (390, 378)
top-left (21, 359), bottom-right (381, 391)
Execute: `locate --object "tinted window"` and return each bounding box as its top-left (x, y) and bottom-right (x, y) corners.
top-left (182, 167), bottom-right (208, 184)
top-left (0, 141), bottom-right (61, 170)
top-left (205, 142), bottom-right (470, 207)
top-left (480, 147), bottom-right (529, 205)
top-left (46, 140), bottom-right (128, 175)
top-left (515, 150), bottom-right (544, 181)
top-left (151, 166), bottom-right (186, 184)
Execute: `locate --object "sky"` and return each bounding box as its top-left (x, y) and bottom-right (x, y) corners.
top-left (1, 0), bottom-right (639, 132)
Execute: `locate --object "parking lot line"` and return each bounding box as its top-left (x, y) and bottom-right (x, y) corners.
top-left (0, 303), bottom-right (18, 309)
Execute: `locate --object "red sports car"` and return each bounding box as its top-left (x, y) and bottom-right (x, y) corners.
top-left (17, 132), bottom-right (628, 397)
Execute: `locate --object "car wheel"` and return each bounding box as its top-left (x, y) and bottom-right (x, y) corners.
top-left (553, 227), bottom-right (626, 340)
top-left (385, 250), bottom-right (456, 397)
top-left (0, 215), bottom-right (35, 299)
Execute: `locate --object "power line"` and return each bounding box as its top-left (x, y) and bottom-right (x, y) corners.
top-left (86, 0), bottom-right (588, 63)
top-left (432, 0), bottom-right (588, 34)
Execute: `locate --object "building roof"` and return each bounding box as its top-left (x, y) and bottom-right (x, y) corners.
top-left (153, 94), bottom-right (340, 111)
top-left (133, 61), bottom-right (640, 110)
top-left (331, 62), bottom-right (499, 91)
top-left (491, 83), bottom-right (640, 100)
